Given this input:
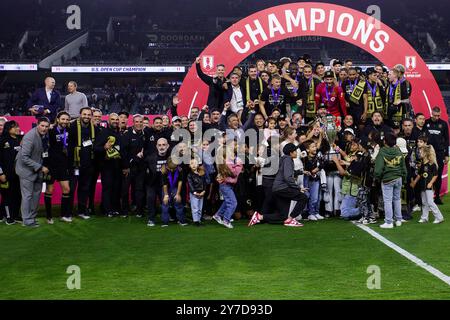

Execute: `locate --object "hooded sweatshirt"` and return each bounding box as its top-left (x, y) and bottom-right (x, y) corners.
top-left (374, 146), bottom-right (407, 183)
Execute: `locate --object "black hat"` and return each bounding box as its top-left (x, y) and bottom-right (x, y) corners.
top-left (315, 61), bottom-right (325, 70)
top-left (365, 67), bottom-right (377, 76)
top-left (283, 143), bottom-right (298, 155)
top-left (278, 114), bottom-right (287, 121)
top-left (332, 60), bottom-right (343, 66)
top-left (118, 111), bottom-right (129, 118)
top-left (324, 70), bottom-right (334, 78)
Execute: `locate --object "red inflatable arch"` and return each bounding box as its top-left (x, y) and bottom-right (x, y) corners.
top-left (177, 2), bottom-right (446, 122)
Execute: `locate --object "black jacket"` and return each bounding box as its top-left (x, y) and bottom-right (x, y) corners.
top-left (187, 171), bottom-right (205, 193)
top-left (424, 118), bottom-right (449, 155)
top-left (48, 126), bottom-right (70, 170)
top-left (121, 128), bottom-right (146, 169)
top-left (0, 135), bottom-right (22, 178)
top-left (196, 63), bottom-right (225, 111)
top-left (144, 152), bottom-right (168, 186)
top-left (94, 126), bottom-right (121, 165)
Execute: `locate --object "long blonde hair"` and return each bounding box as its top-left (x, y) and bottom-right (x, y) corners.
top-left (420, 145), bottom-right (437, 166)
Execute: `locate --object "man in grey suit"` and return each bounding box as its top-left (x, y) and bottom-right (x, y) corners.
top-left (15, 117), bottom-right (50, 227)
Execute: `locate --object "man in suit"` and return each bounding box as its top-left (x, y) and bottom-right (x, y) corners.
top-left (27, 77), bottom-right (62, 123)
top-left (15, 117), bottom-right (50, 227)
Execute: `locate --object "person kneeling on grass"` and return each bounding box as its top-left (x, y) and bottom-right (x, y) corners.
top-left (248, 143), bottom-right (307, 227)
top-left (374, 133), bottom-right (407, 229)
top-left (410, 145), bottom-right (444, 224)
top-left (161, 157), bottom-right (187, 227)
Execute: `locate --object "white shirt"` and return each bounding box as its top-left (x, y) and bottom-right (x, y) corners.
top-left (46, 89), bottom-right (52, 102)
top-left (230, 85), bottom-right (243, 113)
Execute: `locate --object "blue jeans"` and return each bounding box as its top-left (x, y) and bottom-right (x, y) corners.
top-left (304, 176), bottom-right (320, 215)
top-left (161, 190), bottom-right (185, 224)
top-left (381, 177), bottom-right (403, 224)
top-left (340, 195), bottom-right (360, 218)
top-left (190, 193), bottom-right (204, 222)
top-left (216, 184), bottom-right (237, 223)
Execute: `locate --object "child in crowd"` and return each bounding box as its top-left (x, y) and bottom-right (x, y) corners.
top-left (187, 158), bottom-right (206, 226)
top-left (302, 139), bottom-right (324, 221)
top-left (161, 157), bottom-right (187, 227)
top-left (411, 145), bottom-right (444, 224)
top-left (213, 143), bottom-right (243, 229)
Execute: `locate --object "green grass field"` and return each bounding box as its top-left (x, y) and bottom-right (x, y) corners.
top-left (1, 197), bottom-right (450, 300)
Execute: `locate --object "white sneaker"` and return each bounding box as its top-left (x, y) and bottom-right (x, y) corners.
top-left (412, 205), bottom-right (421, 212)
top-left (395, 221), bottom-right (402, 227)
top-left (147, 220), bottom-right (155, 227)
top-left (79, 214), bottom-right (91, 220)
top-left (380, 223), bottom-right (394, 229)
top-left (308, 215), bottom-right (318, 221)
top-left (433, 219), bottom-right (444, 224)
top-left (418, 218), bottom-right (428, 223)
top-left (212, 214), bottom-right (223, 225)
top-left (223, 220), bottom-right (234, 229)
top-left (315, 214), bottom-right (325, 220)
top-left (61, 217), bottom-right (72, 223)
top-left (47, 219), bottom-right (54, 225)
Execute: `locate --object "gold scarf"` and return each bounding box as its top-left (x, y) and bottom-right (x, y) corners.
top-left (74, 119), bottom-right (96, 167)
top-left (306, 78), bottom-right (316, 118)
top-left (246, 77), bottom-right (263, 102)
top-left (366, 81), bottom-right (384, 117)
top-left (349, 79), bottom-right (366, 104)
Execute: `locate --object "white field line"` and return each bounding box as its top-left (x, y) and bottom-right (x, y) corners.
top-left (354, 222), bottom-right (450, 286)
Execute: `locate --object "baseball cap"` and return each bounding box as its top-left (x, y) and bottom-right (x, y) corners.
top-left (396, 137), bottom-right (408, 153)
top-left (344, 128), bottom-right (355, 136)
top-left (172, 116), bottom-right (181, 122)
top-left (278, 114), bottom-right (287, 121)
top-left (324, 70), bottom-right (334, 79)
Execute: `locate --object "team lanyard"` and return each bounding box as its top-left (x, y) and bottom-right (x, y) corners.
top-left (366, 81), bottom-right (377, 97)
top-left (271, 86), bottom-right (281, 105)
top-left (389, 80), bottom-right (400, 101)
top-left (324, 85), bottom-right (333, 103)
top-left (168, 168), bottom-right (179, 190)
top-left (56, 126), bottom-right (68, 149)
top-left (349, 79), bottom-right (357, 91)
top-left (292, 74), bottom-right (299, 94)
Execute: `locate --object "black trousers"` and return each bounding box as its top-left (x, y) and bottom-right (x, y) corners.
top-left (146, 184), bottom-right (162, 222)
top-left (101, 162), bottom-right (121, 214)
top-left (88, 161), bottom-right (101, 213)
top-left (121, 165), bottom-right (146, 215)
top-left (272, 187), bottom-right (308, 220)
top-left (435, 153), bottom-right (445, 199)
top-left (0, 176), bottom-right (21, 220)
top-left (261, 184), bottom-right (276, 217)
top-left (70, 166), bottom-right (94, 215)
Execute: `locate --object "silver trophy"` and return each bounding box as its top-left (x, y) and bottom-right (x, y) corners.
top-left (325, 114), bottom-right (337, 145)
